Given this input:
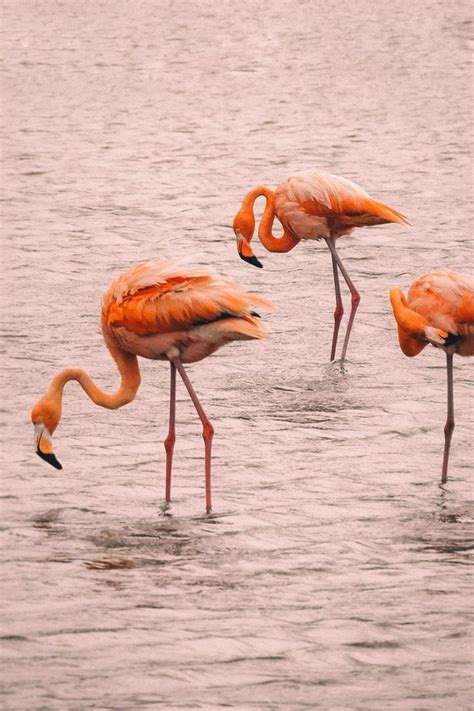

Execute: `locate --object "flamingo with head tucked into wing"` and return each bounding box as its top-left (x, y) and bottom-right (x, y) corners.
top-left (390, 270), bottom-right (474, 482)
top-left (31, 259), bottom-right (274, 513)
top-left (233, 172), bottom-right (409, 364)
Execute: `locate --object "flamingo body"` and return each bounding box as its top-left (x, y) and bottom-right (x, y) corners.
top-left (274, 173), bottom-right (407, 241)
top-left (233, 172), bottom-right (409, 362)
top-left (31, 259), bottom-right (273, 512)
top-left (397, 271), bottom-right (474, 356)
top-left (390, 270), bottom-right (474, 481)
top-left (103, 259), bottom-right (272, 363)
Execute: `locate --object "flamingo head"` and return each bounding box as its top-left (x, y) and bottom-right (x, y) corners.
top-left (31, 398), bottom-right (63, 470)
top-left (233, 207), bottom-right (263, 268)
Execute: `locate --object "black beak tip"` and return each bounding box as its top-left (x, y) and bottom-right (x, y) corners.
top-left (239, 254), bottom-right (263, 269)
top-left (36, 448), bottom-right (63, 470)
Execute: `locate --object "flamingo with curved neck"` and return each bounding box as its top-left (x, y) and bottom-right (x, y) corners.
top-left (390, 270), bottom-right (474, 482)
top-left (233, 172), bottom-right (409, 364)
top-left (31, 258), bottom-right (274, 513)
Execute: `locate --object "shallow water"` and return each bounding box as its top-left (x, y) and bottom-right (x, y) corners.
top-left (1, 0), bottom-right (473, 708)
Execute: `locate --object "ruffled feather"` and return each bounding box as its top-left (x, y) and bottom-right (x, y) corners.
top-left (102, 259), bottom-right (274, 336)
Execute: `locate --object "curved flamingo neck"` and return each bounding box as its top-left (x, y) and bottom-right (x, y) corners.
top-left (47, 358), bottom-right (140, 410)
top-left (38, 331), bottom-right (141, 435)
top-left (390, 288), bottom-right (428, 357)
top-left (241, 185), bottom-right (275, 207)
top-left (242, 186), bottom-right (299, 254)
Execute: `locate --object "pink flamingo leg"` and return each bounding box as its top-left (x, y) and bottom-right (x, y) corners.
top-left (173, 358), bottom-right (214, 513)
top-left (441, 352), bottom-right (454, 484)
top-left (325, 238), bottom-right (360, 364)
top-left (164, 361), bottom-right (176, 503)
top-left (329, 251), bottom-right (344, 362)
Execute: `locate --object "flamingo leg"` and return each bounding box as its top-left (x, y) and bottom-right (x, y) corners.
top-left (164, 361), bottom-right (176, 503)
top-left (173, 357), bottom-right (214, 513)
top-left (329, 250), bottom-right (344, 361)
top-left (441, 352), bottom-right (454, 484)
top-left (325, 238), bottom-right (360, 364)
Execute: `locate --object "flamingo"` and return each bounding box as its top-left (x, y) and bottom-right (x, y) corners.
top-left (31, 259), bottom-right (274, 513)
top-left (233, 172), bottom-right (409, 363)
top-left (390, 271), bottom-right (474, 483)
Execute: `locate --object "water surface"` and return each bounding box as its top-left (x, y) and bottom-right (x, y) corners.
top-left (1, 1), bottom-right (473, 708)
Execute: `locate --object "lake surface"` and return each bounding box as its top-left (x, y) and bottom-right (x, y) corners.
top-left (1, 0), bottom-right (473, 708)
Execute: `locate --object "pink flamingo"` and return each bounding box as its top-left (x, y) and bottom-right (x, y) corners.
top-left (31, 259), bottom-right (273, 512)
top-left (390, 271), bottom-right (474, 482)
top-left (233, 172), bottom-right (409, 363)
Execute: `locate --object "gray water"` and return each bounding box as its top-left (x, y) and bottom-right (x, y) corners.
top-left (1, 1), bottom-right (473, 708)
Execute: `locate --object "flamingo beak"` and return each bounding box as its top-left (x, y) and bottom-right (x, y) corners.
top-left (236, 231), bottom-right (263, 268)
top-left (239, 253), bottom-right (263, 268)
top-left (34, 424), bottom-right (63, 470)
top-left (37, 448), bottom-right (63, 470)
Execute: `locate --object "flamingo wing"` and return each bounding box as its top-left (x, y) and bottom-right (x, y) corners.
top-left (407, 271), bottom-right (474, 336)
top-left (391, 272), bottom-right (474, 357)
top-left (102, 259), bottom-right (273, 336)
top-left (276, 173), bottom-right (409, 239)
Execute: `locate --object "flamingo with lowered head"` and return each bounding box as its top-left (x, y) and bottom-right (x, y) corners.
top-left (390, 270), bottom-right (474, 483)
top-left (233, 172), bottom-right (409, 363)
top-left (31, 259), bottom-right (274, 513)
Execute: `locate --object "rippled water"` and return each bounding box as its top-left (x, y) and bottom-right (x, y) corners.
top-left (2, 1), bottom-right (473, 708)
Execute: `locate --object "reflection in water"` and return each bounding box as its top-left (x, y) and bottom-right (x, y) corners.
top-left (2, 0), bottom-right (473, 708)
